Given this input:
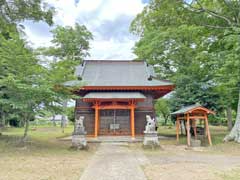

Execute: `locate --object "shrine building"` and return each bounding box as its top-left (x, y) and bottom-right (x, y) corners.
top-left (72, 60), bottom-right (174, 138)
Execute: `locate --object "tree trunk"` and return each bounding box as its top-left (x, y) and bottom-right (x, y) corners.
top-left (0, 108), bottom-right (5, 136)
top-left (0, 107), bottom-right (5, 128)
top-left (0, 110), bottom-right (3, 135)
top-left (52, 114), bottom-right (56, 126)
top-left (61, 100), bottom-right (68, 133)
top-left (61, 115), bottom-right (67, 133)
top-left (163, 114), bottom-right (168, 125)
top-left (227, 107), bottom-right (233, 131)
top-left (224, 90), bottom-right (240, 142)
top-left (22, 115), bottom-right (29, 141)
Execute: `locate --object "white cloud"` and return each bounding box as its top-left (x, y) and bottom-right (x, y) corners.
top-left (23, 0), bottom-right (147, 59)
top-left (23, 21), bottom-right (53, 48)
top-left (89, 39), bottom-right (137, 60)
top-left (97, 0), bottom-right (144, 21)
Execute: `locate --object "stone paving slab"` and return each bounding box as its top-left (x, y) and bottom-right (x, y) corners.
top-left (61, 135), bottom-right (173, 143)
top-left (80, 143), bottom-right (148, 180)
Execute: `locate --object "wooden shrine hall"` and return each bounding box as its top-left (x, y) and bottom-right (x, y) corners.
top-left (171, 104), bottom-right (215, 146)
top-left (66, 60), bottom-right (174, 138)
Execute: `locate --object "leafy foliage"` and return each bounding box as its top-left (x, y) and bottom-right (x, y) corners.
top-left (0, 0), bottom-right (91, 140)
top-left (131, 0), bottom-right (239, 113)
top-left (155, 98), bottom-right (170, 125)
top-left (37, 23), bottom-right (93, 131)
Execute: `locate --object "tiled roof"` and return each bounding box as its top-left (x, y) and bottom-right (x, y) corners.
top-left (75, 60), bottom-right (173, 87)
top-left (171, 104), bottom-right (201, 115)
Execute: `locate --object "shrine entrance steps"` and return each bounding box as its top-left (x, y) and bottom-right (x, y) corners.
top-left (60, 135), bottom-right (173, 143)
top-left (87, 136), bottom-right (143, 143)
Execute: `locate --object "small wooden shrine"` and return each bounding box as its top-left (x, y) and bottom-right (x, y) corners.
top-left (171, 104), bottom-right (215, 146)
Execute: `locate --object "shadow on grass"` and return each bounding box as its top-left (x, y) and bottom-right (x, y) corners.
top-left (0, 126), bottom-right (99, 156)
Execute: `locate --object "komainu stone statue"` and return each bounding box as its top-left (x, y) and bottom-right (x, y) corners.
top-left (143, 115), bottom-right (160, 148)
top-left (144, 115), bottom-right (156, 133)
top-left (73, 116), bottom-right (86, 135)
top-left (71, 116), bottom-right (88, 150)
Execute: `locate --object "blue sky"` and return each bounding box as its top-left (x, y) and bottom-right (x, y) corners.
top-left (23, 0), bottom-right (149, 59)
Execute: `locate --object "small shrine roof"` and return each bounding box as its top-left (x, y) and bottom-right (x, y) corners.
top-left (171, 104), bottom-right (215, 115)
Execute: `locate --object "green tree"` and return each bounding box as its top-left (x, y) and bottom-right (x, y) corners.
top-left (130, 0), bottom-right (240, 142)
top-left (38, 23), bottom-right (93, 132)
top-left (0, 0), bottom-right (53, 37)
top-left (155, 99), bottom-right (170, 125)
top-left (0, 0), bottom-right (54, 139)
top-left (0, 32), bottom-right (58, 141)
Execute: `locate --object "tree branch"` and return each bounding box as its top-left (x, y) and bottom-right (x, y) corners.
top-left (184, 0), bottom-right (233, 26)
top-left (200, 24), bottom-right (233, 29)
top-left (222, 0), bottom-right (240, 25)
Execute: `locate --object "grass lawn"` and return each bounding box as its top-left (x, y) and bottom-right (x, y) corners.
top-left (0, 125), bottom-right (97, 180)
top-left (1, 125), bottom-right (240, 180)
top-left (157, 125), bottom-right (240, 155)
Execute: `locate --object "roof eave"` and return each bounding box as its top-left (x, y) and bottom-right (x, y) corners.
top-left (79, 85), bottom-right (175, 90)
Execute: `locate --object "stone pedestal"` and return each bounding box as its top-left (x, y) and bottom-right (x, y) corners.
top-left (72, 134), bottom-right (88, 150)
top-left (143, 131), bottom-right (160, 149)
top-left (71, 116), bottom-right (88, 150)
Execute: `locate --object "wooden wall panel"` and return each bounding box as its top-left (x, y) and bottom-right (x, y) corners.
top-left (135, 110), bottom-right (155, 134)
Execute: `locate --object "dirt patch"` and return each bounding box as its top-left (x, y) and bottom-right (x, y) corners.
top-left (0, 154), bottom-right (89, 180)
top-left (142, 144), bottom-right (240, 180)
top-left (0, 136), bottom-right (98, 180)
top-left (144, 163), bottom-right (220, 180)
top-left (0, 143), bottom-right (98, 180)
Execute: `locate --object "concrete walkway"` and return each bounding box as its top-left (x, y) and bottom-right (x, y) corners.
top-left (80, 143), bottom-right (148, 180)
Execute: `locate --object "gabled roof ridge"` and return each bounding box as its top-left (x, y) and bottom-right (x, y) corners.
top-left (83, 59), bottom-right (145, 62)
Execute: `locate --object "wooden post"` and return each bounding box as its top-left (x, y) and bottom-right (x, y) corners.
top-left (94, 102), bottom-right (99, 137)
top-left (98, 109), bottom-right (100, 135)
top-left (193, 119), bottom-right (197, 139)
top-left (176, 115), bottom-right (180, 143)
top-left (204, 117), bottom-right (207, 137)
top-left (130, 103), bottom-right (135, 138)
top-left (186, 113), bottom-right (191, 146)
top-left (204, 113), bottom-right (212, 146)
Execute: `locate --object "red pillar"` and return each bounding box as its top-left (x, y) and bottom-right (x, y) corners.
top-left (186, 113), bottom-right (191, 146)
top-left (94, 102), bottom-right (99, 137)
top-left (130, 103), bottom-right (135, 138)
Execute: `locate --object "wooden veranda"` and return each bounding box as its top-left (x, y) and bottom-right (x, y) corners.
top-left (172, 105), bottom-right (215, 146)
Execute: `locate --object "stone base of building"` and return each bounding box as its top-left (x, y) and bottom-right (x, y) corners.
top-left (143, 132), bottom-right (160, 149)
top-left (190, 139), bottom-right (201, 147)
top-left (71, 135), bottom-right (88, 150)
